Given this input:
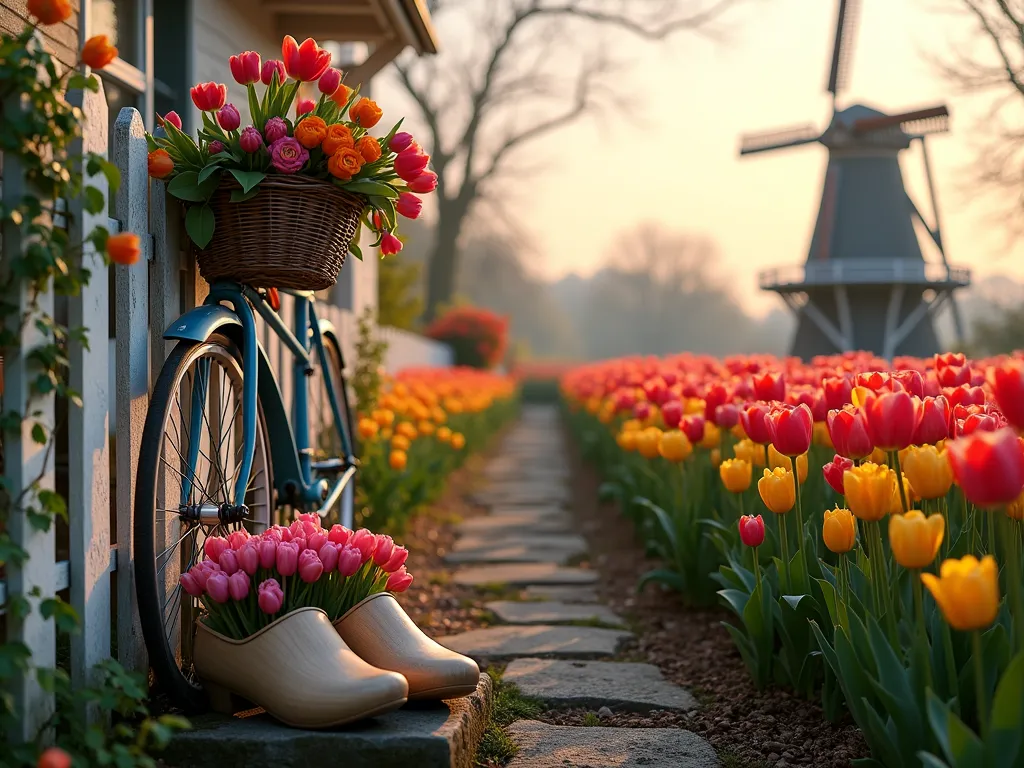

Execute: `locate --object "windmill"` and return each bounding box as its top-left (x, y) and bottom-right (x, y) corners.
top-left (740, 0), bottom-right (970, 360)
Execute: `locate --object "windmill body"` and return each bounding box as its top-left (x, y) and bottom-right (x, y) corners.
top-left (741, 0), bottom-right (970, 360)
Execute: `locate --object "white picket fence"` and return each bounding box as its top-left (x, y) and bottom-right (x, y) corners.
top-left (1, 87), bottom-right (450, 738)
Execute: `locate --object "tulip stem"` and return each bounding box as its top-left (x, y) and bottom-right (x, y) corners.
top-left (869, 521), bottom-right (898, 645)
top-left (942, 621), bottom-right (960, 713)
top-left (777, 514), bottom-right (791, 594)
top-left (1005, 515), bottom-right (1024, 655)
top-left (972, 631), bottom-right (988, 738)
top-left (987, 510), bottom-right (997, 559)
top-left (890, 451), bottom-right (910, 515)
top-left (793, 466), bottom-right (806, 576)
top-left (912, 574), bottom-right (932, 694)
top-left (752, 545), bottom-right (762, 598)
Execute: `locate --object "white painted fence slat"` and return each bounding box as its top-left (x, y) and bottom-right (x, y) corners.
top-left (113, 107), bottom-right (151, 674)
top-left (67, 84), bottom-right (113, 694)
top-left (1, 106), bottom-right (57, 739)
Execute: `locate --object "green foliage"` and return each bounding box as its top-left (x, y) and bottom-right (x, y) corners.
top-left (351, 305), bottom-right (388, 416)
top-left (0, 23), bottom-right (188, 765)
top-left (969, 303), bottom-right (1024, 357)
top-left (476, 668), bottom-right (543, 766)
top-left (377, 254), bottom-right (423, 330)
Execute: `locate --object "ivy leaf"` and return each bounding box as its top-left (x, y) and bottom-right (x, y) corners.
top-left (84, 185), bottom-right (105, 215)
top-left (40, 597), bottom-right (81, 634)
top-left (38, 489), bottom-right (68, 521)
top-left (31, 422), bottom-right (47, 444)
top-left (185, 204), bottom-right (216, 249)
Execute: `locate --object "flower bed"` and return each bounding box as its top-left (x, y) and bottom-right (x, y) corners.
top-left (562, 351), bottom-right (1024, 767)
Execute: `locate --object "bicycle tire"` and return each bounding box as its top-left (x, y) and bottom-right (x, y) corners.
top-left (133, 332), bottom-right (273, 711)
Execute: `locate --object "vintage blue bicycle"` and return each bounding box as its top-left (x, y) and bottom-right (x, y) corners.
top-left (133, 281), bottom-right (357, 710)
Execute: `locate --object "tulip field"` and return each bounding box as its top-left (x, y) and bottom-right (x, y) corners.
top-left (561, 352), bottom-right (1024, 768)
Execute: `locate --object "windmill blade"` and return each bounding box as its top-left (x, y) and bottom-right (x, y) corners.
top-left (740, 124), bottom-right (822, 155)
top-left (826, 0), bottom-right (861, 97)
top-left (853, 105), bottom-right (950, 136)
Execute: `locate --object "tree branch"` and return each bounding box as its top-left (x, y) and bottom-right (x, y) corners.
top-left (962, 0), bottom-right (1024, 98)
top-left (393, 58), bottom-right (453, 193)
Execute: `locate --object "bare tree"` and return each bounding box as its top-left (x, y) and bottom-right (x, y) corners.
top-left (390, 0), bottom-right (742, 319)
top-left (934, 0), bottom-right (1024, 237)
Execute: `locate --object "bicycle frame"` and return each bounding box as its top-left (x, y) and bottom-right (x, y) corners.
top-left (164, 281), bottom-right (356, 521)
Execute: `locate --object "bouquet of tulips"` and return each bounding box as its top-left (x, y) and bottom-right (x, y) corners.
top-left (181, 513), bottom-right (414, 640)
top-left (425, 306), bottom-right (510, 370)
top-left (145, 35), bottom-right (434, 256)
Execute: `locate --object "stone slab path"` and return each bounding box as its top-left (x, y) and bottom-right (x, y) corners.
top-left (442, 405), bottom-right (719, 767)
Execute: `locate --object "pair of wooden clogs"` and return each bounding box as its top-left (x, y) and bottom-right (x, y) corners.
top-left (192, 592), bottom-right (479, 728)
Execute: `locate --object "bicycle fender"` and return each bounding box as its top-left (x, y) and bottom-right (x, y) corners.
top-left (163, 305), bottom-right (241, 342)
top-left (317, 318), bottom-right (337, 340)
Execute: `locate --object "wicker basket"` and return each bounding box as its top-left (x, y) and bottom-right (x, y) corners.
top-left (193, 175), bottom-right (364, 290)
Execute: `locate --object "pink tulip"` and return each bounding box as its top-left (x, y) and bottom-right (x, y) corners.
top-left (265, 526), bottom-right (285, 542)
top-left (217, 103), bottom-right (241, 131)
top-left (389, 132), bottom-right (414, 153)
top-left (396, 192), bottom-right (422, 220)
top-left (276, 541), bottom-right (299, 576)
top-left (238, 543), bottom-right (260, 576)
top-left (204, 536), bottom-right (228, 563)
top-left (380, 233), bottom-right (403, 256)
top-left (296, 98), bottom-right (315, 116)
top-left (309, 532), bottom-right (328, 554)
top-left (337, 545), bottom-right (362, 577)
top-left (382, 546), bottom-right (409, 573)
top-left (257, 578), bottom-right (284, 614)
top-left (289, 520), bottom-right (305, 539)
top-left (219, 548), bottom-right (239, 576)
top-left (328, 525), bottom-right (352, 546)
top-left (228, 571), bottom-right (250, 601)
top-left (227, 529), bottom-right (250, 550)
top-left (240, 126), bottom-right (263, 153)
top-left (261, 59), bottom-right (286, 86)
top-left (297, 512), bottom-right (321, 528)
top-left (318, 67), bottom-right (342, 95)
top-left (350, 529), bottom-right (377, 562)
top-left (320, 542), bottom-right (339, 573)
top-left (258, 537), bottom-right (278, 569)
top-left (191, 561), bottom-right (220, 591)
top-left (180, 571), bottom-right (204, 598)
top-left (208, 140), bottom-right (226, 154)
top-left (386, 567), bottom-right (414, 593)
top-left (207, 571), bottom-right (230, 603)
top-left (407, 171), bottom-right (438, 194)
top-left (264, 116), bottom-right (289, 144)
top-left (298, 550), bottom-right (324, 583)
top-left (394, 150), bottom-right (429, 181)
top-left (291, 535), bottom-right (308, 554)
top-left (373, 535), bottom-right (396, 567)
top-left (229, 50), bottom-right (261, 85)
top-left (161, 111), bottom-right (182, 131)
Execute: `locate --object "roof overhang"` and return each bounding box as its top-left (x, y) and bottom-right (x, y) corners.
top-left (263, 0), bottom-right (438, 85)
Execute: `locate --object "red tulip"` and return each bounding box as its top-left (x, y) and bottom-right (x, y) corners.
top-left (296, 98), bottom-right (315, 116)
top-left (923, 372), bottom-right (941, 397)
top-left (396, 192), bottom-right (422, 220)
top-left (945, 384), bottom-right (986, 409)
top-left (827, 406), bottom-right (874, 459)
top-left (229, 50), bottom-right (261, 85)
top-left (160, 111), bottom-right (182, 130)
top-left (407, 170), bottom-right (438, 194)
top-left (856, 371), bottom-right (904, 393)
top-left (935, 352), bottom-right (970, 387)
top-left (644, 377), bottom-right (669, 406)
top-left (632, 401), bottom-right (651, 421)
top-left (738, 514), bottom-right (766, 547)
top-left (389, 132), bottom-right (415, 153)
top-left (661, 400), bottom-right (683, 429)
top-left (861, 391), bottom-right (920, 451)
top-left (281, 35), bottom-right (331, 82)
top-left (913, 396), bottom-right (951, 445)
top-left (703, 383), bottom-right (729, 421)
top-left (681, 415), bottom-right (705, 444)
top-left (823, 454), bottom-right (854, 495)
top-left (190, 81), bottom-right (227, 112)
top-left (395, 150), bottom-right (430, 181)
top-left (740, 403), bottom-right (772, 444)
top-left (810, 390), bottom-right (829, 422)
top-left (753, 371), bottom-right (785, 402)
top-left (318, 67), bottom-right (342, 95)
top-left (765, 402), bottom-right (813, 456)
top-left (715, 403), bottom-right (740, 429)
top-left (988, 360), bottom-right (1024, 431)
top-left (613, 388), bottom-right (636, 414)
top-left (946, 427), bottom-right (1024, 507)
top-left (261, 59), bottom-right (286, 86)
top-left (823, 376), bottom-right (854, 410)
top-left (892, 370), bottom-right (924, 398)
top-left (380, 232), bottom-right (403, 256)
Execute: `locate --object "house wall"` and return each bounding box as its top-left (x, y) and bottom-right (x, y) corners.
top-left (0, 0), bottom-right (81, 68)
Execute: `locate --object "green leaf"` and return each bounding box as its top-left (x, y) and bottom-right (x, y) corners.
top-left (349, 239), bottom-right (363, 261)
top-left (31, 422), bottom-right (47, 444)
top-left (637, 568), bottom-right (686, 593)
top-left (988, 650), bottom-right (1024, 767)
top-left (916, 752), bottom-right (951, 768)
top-left (84, 185), bottom-right (105, 215)
top-left (341, 179), bottom-right (398, 198)
top-left (229, 186), bottom-right (261, 203)
top-left (185, 204), bottom-right (216, 249)
top-left (167, 171), bottom-right (207, 202)
top-left (247, 82), bottom-right (263, 134)
top-left (229, 169), bottom-right (266, 194)
top-left (198, 164), bottom-right (223, 184)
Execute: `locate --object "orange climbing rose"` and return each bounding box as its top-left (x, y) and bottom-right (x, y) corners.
top-left (80, 35), bottom-right (118, 69)
top-left (147, 149), bottom-right (174, 179)
top-left (294, 116), bottom-right (327, 149)
top-left (322, 124), bottom-right (354, 155)
top-left (349, 97), bottom-right (382, 128)
top-left (356, 135), bottom-right (382, 163)
top-left (328, 147), bottom-right (363, 180)
top-left (107, 233), bottom-right (141, 265)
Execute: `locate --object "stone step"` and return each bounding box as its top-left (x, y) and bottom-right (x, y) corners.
top-left (485, 600), bottom-right (625, 628)
top-left (471, 489), bottom-right (570, 507)
top-left (503, 659), bottom-right (698, 713)
top-left (452, 532), bottom-right (585, 554)
top-left (524, 585), bottom-right (600, 603)
top-left (452, 563), bottom-right (598, 588)
top-left (443, 625), bottom-right (632, 662)
top-left (162, 675), bottom-right (491, 768)
top-left (445, 534), bottom-right (587, 566)
top-left (506, 722), bottom-right (719, 768)
top-left (456, 513), bottom-right (573, 536)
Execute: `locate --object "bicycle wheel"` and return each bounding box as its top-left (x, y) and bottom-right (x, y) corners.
top-left (306, 331), bottom-right (356, 527)
top-left (134, 332), bottom-right (273, 712)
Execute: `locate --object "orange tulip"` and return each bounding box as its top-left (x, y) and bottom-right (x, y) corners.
top-left (356, 135), bottom-right (382, 163)
top-left (350, 97), bottom-right (383, 128)
top-left (322, 124), bottom-right (355, 155)
top-left (451, 432), bottom-right (466, 450)
top-left (328, 147), bottom-right (364, 180)
top-left (27, 0), bottom-right (71, 25)
top-left (147, 149), bottom-right (174, 179)
top-left (81, 35), bottom-right (118, 69)
top-left (106, 233), bottom-right (140, 265)
top-left (389, 449), bottom-right (407, 471)
top-left (293, 116), bottom-right (327, 149)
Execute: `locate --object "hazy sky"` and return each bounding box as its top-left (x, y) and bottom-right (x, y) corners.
top-left (377, 0), bottom-right (1024, 316)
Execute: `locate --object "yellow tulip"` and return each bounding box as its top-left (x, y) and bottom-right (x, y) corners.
top-left (621, 419), bottom-right (643, 433)
top-left (921, 555), bottom-right (1000, 631)
top-left (711, 447), bottom-right (722, 468)
top-left (585, 397), bottom-right (602, 414)
top-left (734, 439), bottom-right (767, 467)
top-left (598, 402), bottom-right (616, 424)
top-left (844, 462), bottom-right (893, 522)
top-left (635, 427), bottom-right (663, 459)
top-left (658, 429), bottom-right (692, 462)
top-left (889, 510), bottom-right (944, 569)
top-left (869, 447), bottom-right (888, 465)
top-left (758, 467), bottom-right (796, 515)
top-left (1009, 490), bottom-right (1024, 521)
top-left (731, 423), bottom-right (746, 440)
top-left (700, 421), bottom-right (721, 449)
top-left (451, 432), bottom-right (466, 450)
top-left (684, 397), bottom-right (705, 415)
top-left (768, 444), bottom-right (808, 483)
top-left (822, 507), bottom-right (857, 553)
top-left (720, 458), bottom-right (752, 493)
top-left (617, 429), bottom-right (638, 452)
top-left (888, 472), bottom-right (919, 514)
top-left (391, 434), bottom-right (411, 451)
top-left (901, 445), bottom-right (954, 500)
top-left (813, 421), bottom-right (834, 449)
